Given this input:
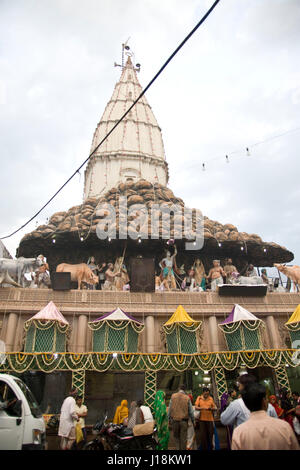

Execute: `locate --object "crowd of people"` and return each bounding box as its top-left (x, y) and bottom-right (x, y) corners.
top-left (57, 376), bottom-right (300, 451)
top-left (220, 376), bottom-right (300, 449)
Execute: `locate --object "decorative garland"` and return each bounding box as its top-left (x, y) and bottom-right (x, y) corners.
top-left (219, 320), bottom-right (262, 334)
top-left (88, 320), bottom-right (144, 334)
top-left (142, 354), bottom-right (168, 370)
top-left (87, 321), bottom-right (106, 332)
top-left (285, 322), bottom-right (300, 332)
top-left (24, 319), bottom-right (69, 334)
top-left (64, 353), bottom-right (90, 370)
top-left (35, 353), bottom-right (63, 372)
top-left (116, 354), bottom-right (141, 371)
top-left (1, 349), bottom-right (297, 373)
top-left (194, 353), bottom-right (219, 371)
top-left (162, 322), bottom-right (202, 334)
top-left (89, 353), bottom-right (114, 372)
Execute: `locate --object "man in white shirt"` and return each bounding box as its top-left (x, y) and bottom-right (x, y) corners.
top-left (232, 383), bottom-right (299, 450)
top-left (132, 400), bottom-right (155, 437)
top-left (58, 388), bottom-right (79, 450)
top-left (138, 399), bottom-right (154, 423)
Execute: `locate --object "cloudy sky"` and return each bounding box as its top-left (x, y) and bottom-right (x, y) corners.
top-left (0, 0), bottom-right (299, 266)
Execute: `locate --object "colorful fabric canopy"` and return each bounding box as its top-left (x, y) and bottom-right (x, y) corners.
top-left (163, 305), bottom-right (199, 326)
top-left (92, 307), bottom-right (143, 325)
top-left (221, 304), bottom-right (259, 325)
top-left (286, 305), bottom-right (300, 325)
top-left (26, 301), bottom-right (69, 325)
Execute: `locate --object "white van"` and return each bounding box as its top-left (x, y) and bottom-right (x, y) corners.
top-left (0, 373), bottom-right (46, 450)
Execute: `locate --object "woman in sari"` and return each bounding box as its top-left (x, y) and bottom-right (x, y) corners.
top-left (153, 390), bottom-right (170, 450)
top-left (113, 399), bottom-right (129, 425)
top-left (280, 391), bottom-right (295, 430)
top-left (269, 395), bottom-right (284, 418)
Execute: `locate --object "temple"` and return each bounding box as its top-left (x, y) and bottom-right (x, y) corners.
top-left (0, 47), bottom-right (299, 448)
top-left (17, 54), bottom-right (293, 270)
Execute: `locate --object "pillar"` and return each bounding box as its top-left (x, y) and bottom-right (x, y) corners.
top-left (266, 315), bottom-right (281, 349)
top-left (76, 315), bottom-right (88, 353)
top-left (274, 365), bottom-right (291, 393)
top-left (208, 316), bottom-right (220, 352)
top-left (72, 370), bottom-right (85, 400)
top-left (145, 315), bottom-right (155, 353)
top-left (5, 313), bottom-right (18, 352)
top-left (213, 366), bottom-right (228, 402)
top-left (13, 316), bottom-right (24, 352)
top-left (144, 370), bottom-right (157, 410)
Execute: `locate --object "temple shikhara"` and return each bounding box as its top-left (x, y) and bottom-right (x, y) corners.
top-left (0, 47), bottom-right (299, 443)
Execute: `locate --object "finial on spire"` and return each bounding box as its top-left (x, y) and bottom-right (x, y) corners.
top-left (114, 40), bottom-right (141, 72)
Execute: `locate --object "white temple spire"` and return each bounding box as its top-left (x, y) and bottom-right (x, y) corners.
top-left (84, 51), bottom-right (168, 200)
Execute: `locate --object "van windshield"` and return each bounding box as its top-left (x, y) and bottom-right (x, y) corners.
top-left (14, 378), bottom-right (42, 419)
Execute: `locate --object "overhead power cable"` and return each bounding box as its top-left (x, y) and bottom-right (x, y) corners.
top-left (0, 0), bottom-right (221, 240)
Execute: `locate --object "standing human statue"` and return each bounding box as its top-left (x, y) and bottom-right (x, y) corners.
top-left (192, 259), bottom-right (206, 290)
top-left (113, 257), bottom-right (130, 291)
top-left (87, 256), bottom-right (99, 290)
top-left (35, 254), bottom-right (51, 289)
top-left (102, 263), bottom-right (121, 291)
top-left (159, 245), bottom-right (178, 290)
top-left (223, 258), bottom-right (239, 284)
top-left (207, 260), bottom-right (225, 291)
top-left (87, 257), bottom-right (107, 290)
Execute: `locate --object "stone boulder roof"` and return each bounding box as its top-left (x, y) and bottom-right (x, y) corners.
top-left (18, 178), bottom-right (293, 266)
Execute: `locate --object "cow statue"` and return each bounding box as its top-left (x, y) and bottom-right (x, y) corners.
top-left (56, 263), bottom-right (98, 290)
top-left (274, 263), bottom-right (300, 292)
top-left (0, 257), bottom-right (43, 288)
top-left (0, 270), bottom-right (22, 288)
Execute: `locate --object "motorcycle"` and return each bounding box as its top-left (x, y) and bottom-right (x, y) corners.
top-left (83, 415), bottom-right (158, 451)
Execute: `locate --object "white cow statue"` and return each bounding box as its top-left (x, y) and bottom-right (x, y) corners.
top-left (0, 270), bottom-right (22, 288)
top-left (0, 257), bottom-right (43, 287)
